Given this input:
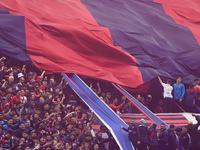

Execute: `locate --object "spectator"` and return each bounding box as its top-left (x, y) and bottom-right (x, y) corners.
top-left (147, 123), bottom-right (158, 150)
top-left (121, 119), bottom-right (140, 149)
top-left (158, 76), bottom-right (173, 113)
top-left (100, 125), bottom-right (110, 150)
top-left (104, 92), bottom-right (111, 105)
top-left (184, 84), bottom-right (196, 112)
top-left (173, 76), bottom-right (185, 113)
top-left (0, 55), bottom-right (200, 150)
top-left (10, 90), bottom-right (22, 108)
top-left (109, 98), bottom-right (125, 113)
top-left (167, 124), bottom-right (178, 150)
top-left (93, 131), bottom-right (110, 150)
top-left (138, 118), bottom-right (148, 150)
top-left (78, 126), bottom-right (92, 145)
top-left (158, 123), bottom-right (168, 150)
top-left (192, 78), bottom-right (199, 86)
top-left (177, 126), bottom-right (191, 150)
top-left (195, 83), bottom-right (200, 107)
top-left (4, 107), bottom-right (17, 121)
top-left (185, 114), bottom-right (200, 150)
top-left (121, 101), bottom-right (134, 113)
top-left (154, 100), bottom-right (164, 113)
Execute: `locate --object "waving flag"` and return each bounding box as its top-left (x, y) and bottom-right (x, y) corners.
top-left (0, 0), bottom-right (200, 90)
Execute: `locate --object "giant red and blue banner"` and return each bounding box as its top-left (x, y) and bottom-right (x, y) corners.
top-left (0, 0), bottom-right (200, 92)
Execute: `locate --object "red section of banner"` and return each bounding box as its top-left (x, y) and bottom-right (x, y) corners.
top-left (0, 0), bottom-right (143, 88)
top-left (154, 0), bottom-right (200, 44)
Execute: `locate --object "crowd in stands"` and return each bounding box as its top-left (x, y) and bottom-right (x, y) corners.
top-left (0, 55), bottom-right (199, 150)
top-left (121, 115), bottom-right (200, 150)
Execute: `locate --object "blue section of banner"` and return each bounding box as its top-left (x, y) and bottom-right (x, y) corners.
top-left (0, 9), bottom-right (31, 64)
top-left (113, 83), bottom-right (183, 150)
top-left (81, 0), bottom-right (200, 83)
top-left (63, 74), bottom-right (134, 150)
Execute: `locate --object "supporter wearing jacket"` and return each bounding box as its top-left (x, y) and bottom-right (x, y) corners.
top-left (121, 101), bottom-right (133, 113)
top-left (121, 119), bottom-right (140, 149)
top-left (186, 114), bottom-right (200, 150)
top-left (173, 76), bottom-right (185, 112)
top-left (147, 123), bottom-right (158, 150)
top-left (93, 131), bottom-right (110, 150)
top-left (177, 126), bottom-right (191, 150)
top-left (173, 77), bottom-right (185, 100)
top-left (158, 123), bottom-right (168, 150)
top-left (10, 90), bottom-right (23, 108)
top-left (175, 114), bottom-right (200, 150)
top-left (167, 125), bottom-right (178, 150)
top-left (138, 118), bottom-right (148, 150)
top-left (65, 133), bottom-right (76, 147)
top-left (184, 85), bottom-right (196, 112)
top-left (195, 84), bottom-right (200, 106)
top-left (109, 98), bottom-right (124, 113)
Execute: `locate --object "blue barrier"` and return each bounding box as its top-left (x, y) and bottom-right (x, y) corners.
top-left (63, 74), bottom-right (134, 150)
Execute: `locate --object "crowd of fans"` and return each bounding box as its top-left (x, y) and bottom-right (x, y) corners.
top-left (121, 115), bottom-right (200, 150)
top-left (0, 55), bottom-right (199, 150)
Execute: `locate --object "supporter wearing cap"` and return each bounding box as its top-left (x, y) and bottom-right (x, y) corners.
top-left (30, 79), bottom-right (35, 84)
top-left (0, 97), bottom-right (8, 110)
top-left (36, 76), bottom-right (43, 84)
top-left (27, 72), bottom-right (33, 81)
top-left (17, 73), bottom-right (24, 79)
top-left (2, 140), bottom-right (10, 149)
top-left (4, 103), bottom-right (10, 113)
